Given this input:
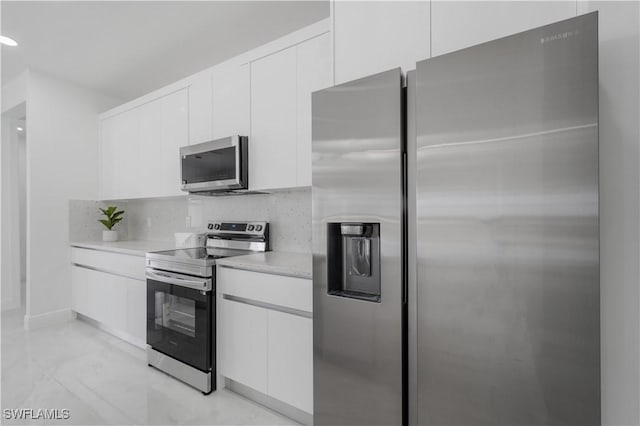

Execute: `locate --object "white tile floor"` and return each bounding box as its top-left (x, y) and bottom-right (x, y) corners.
top-left (1, 309), bottom-right (297, 425)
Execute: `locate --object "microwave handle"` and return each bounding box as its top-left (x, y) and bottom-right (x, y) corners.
top-left (145, 269), bottom-right (212, 292)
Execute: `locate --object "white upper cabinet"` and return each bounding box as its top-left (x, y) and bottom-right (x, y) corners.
top-left (100, 88), bottom-right (187, 199)
top-left (250, 46), bottom-right (298, 191)
top-left (188, 72), bottom-right (213, 145)
top-left (157, 89), bottom-right (189, 197)
top-left (333, 1), bottom-right (430, 84)
top-left (99, 116), bottom-right (118, 200)
top-left (100, 108), bottom-right (139, 200)
top-left (212, 63), bottom-right (250, 140)
top-left (99, 20), bottom-right (331, 197)
top-left (137, 97), bottom-right (162, 198)
top-left (250, 33), bottom-right (332, 191)
top-left (296, 33), bottom-right (333, 187)
top-left (430, 1), bottom-right (577, 56)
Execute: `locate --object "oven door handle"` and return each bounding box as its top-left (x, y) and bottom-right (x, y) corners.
top-left (145, 269), bottom-right (212, 292)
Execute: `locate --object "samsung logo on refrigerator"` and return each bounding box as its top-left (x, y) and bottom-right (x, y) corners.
top-left (540, 29), bottom-right (579, 44)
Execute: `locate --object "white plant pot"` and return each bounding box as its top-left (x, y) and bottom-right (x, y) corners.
top-left (102, 230), bottom-right (118, 242)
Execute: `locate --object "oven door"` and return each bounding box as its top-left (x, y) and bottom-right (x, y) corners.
top-left (146, 272), bottom-right (212, 372)
top-left (180, 135), bottom-right (248, 192)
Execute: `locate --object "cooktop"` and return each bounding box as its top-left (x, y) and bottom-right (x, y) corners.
top-left (149, 247), bottom-right (252, 263)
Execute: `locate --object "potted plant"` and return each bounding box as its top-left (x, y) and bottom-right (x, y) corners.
top-left (98, 206), bottom-right (124, 242)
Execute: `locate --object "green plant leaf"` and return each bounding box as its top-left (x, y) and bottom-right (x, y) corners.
top-left (98, 219), bottom-right (113, 230)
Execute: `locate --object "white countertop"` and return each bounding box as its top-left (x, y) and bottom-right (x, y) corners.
top-left (70, 240), bottom-right (178, 257)
top-left (216, 251), bottom-right (312, 279)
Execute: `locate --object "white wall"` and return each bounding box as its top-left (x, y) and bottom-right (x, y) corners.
top-left (25, 71), bottom-right (120, 327)
top-left (578, 2), bottom-right (640, 425)
top-left (1, 72), bottom-right (27, 113)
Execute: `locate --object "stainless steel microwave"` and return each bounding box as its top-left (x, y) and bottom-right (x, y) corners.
top-left (180, 136), bottom-right (248, 193)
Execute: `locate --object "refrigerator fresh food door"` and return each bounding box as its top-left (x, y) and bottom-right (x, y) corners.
top-left (312, 68), bottom-right (404, 426)
top-left (415, 13), bottom-right (599, 425)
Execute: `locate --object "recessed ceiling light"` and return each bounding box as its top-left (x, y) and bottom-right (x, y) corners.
top-left (17, 127), bottom-right (24, 132)
top-left (0, 35), bottom-right (18, 47)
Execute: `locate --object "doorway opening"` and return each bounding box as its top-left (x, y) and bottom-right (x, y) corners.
top-left (1, 102), bottom-right (27, 313)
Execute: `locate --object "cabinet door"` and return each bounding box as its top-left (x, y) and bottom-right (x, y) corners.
top-left (189, 73), bottom-right (213, 145)
top-left (138, 99), bottom-right (162, 198)
top-left (126, 278), bottom-right (147, 344)
top-left (99, 117), bottom-right (117, 200)
top-left (114, 109), bottom-right (140, 199)
top-left (296, 33), bottom-right (333, 187)
top-left (250, 47), bottom-right (298, 190)
top-left (212, 63), bottom-right (250, 140)
top-left (431, 1), bottom-right (576, 56)
top-left (333, 1), bottom-right (429, 84)
top-left (71, 266), bottom-right (89, 316)
top-left (267, 310), bottom-right (313, 413)
top-left (91, 271), bottom-right (127, 331)
top-left (100, 109), bottom-right (139, 199)
top-left (159, 89), bottom-right (188, 197)
top-left (220, 298), bottom-right (268, 393)
top-left (84, 267), bottom-right (105, 322)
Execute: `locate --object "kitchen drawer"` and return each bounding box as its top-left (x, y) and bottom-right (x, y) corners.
top-left (217, 267), bottom-right (312, 313)
top-left (71, 247), bottom-right (146, 281)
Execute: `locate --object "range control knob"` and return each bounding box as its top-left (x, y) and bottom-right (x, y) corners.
top-left (247, 225), bottom-right (255, 231)
top-left (256, 225), bottom-right (263, 232)
top-left (213, 223), bottom-right (221, 230)
top-left (207, 223), bottom-right (213, 230)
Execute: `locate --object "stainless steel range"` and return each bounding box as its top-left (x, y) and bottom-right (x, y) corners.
top-left (145, 221), bottom-right (269, 394)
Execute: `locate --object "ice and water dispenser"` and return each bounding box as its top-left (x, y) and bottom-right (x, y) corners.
top-left (327, 223), bottom-right (381, 302)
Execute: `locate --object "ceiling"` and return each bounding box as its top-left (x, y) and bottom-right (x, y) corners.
top-left (1, 1), bottom-right (329, 102)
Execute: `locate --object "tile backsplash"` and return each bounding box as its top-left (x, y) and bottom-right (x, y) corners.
top-left (70, 188), bottom-right (311, 253)
top-left (70, 200), bottom-right (130, 242)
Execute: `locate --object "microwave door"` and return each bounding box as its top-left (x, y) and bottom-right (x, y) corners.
top-left (180, 135), bottom-right (248, 192)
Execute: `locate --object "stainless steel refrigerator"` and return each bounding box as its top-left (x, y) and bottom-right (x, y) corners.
top-left (312, 68), bottom-right (405, 426)
top-left (312, 12), bottom-right (599, 426)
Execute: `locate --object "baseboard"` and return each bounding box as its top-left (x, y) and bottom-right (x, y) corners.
top-left (225, 377), bottom-right (313, 425)
top-left (24, 308), bottom-right (74, 330)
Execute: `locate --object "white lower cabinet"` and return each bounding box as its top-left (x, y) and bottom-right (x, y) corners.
top-left (267, 310), bottom-right (313, 414)
top-left (220, 297), bottom-right (268, 394)
top-left (71, 260), bottom-right (147, 347)
top-left (91, 269), bottom-right (127, 332)
top-left (126, 278), bottom-right (147, 343)
top-left (218, 267), bottom-right (313, 414)
top-left (71, 265), bottom-right (90, 316)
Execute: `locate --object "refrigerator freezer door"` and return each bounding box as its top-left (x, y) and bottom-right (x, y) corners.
top-left (312, 68), bottom-right (404, 425)
top-left (415, 13), bottom-right (599, 425)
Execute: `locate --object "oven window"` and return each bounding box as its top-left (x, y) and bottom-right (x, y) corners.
top-left (155, 292), bottom-right (196, 337)
top-left (182, 147), bottom-right (236, 184)
top-left (147, 278), bottom-right (213, 372)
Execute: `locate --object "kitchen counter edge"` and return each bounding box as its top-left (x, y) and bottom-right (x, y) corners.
top-left (70, 240), bottom-right (178, 257)
top-left (215, 251), bottom-right (312, 279)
